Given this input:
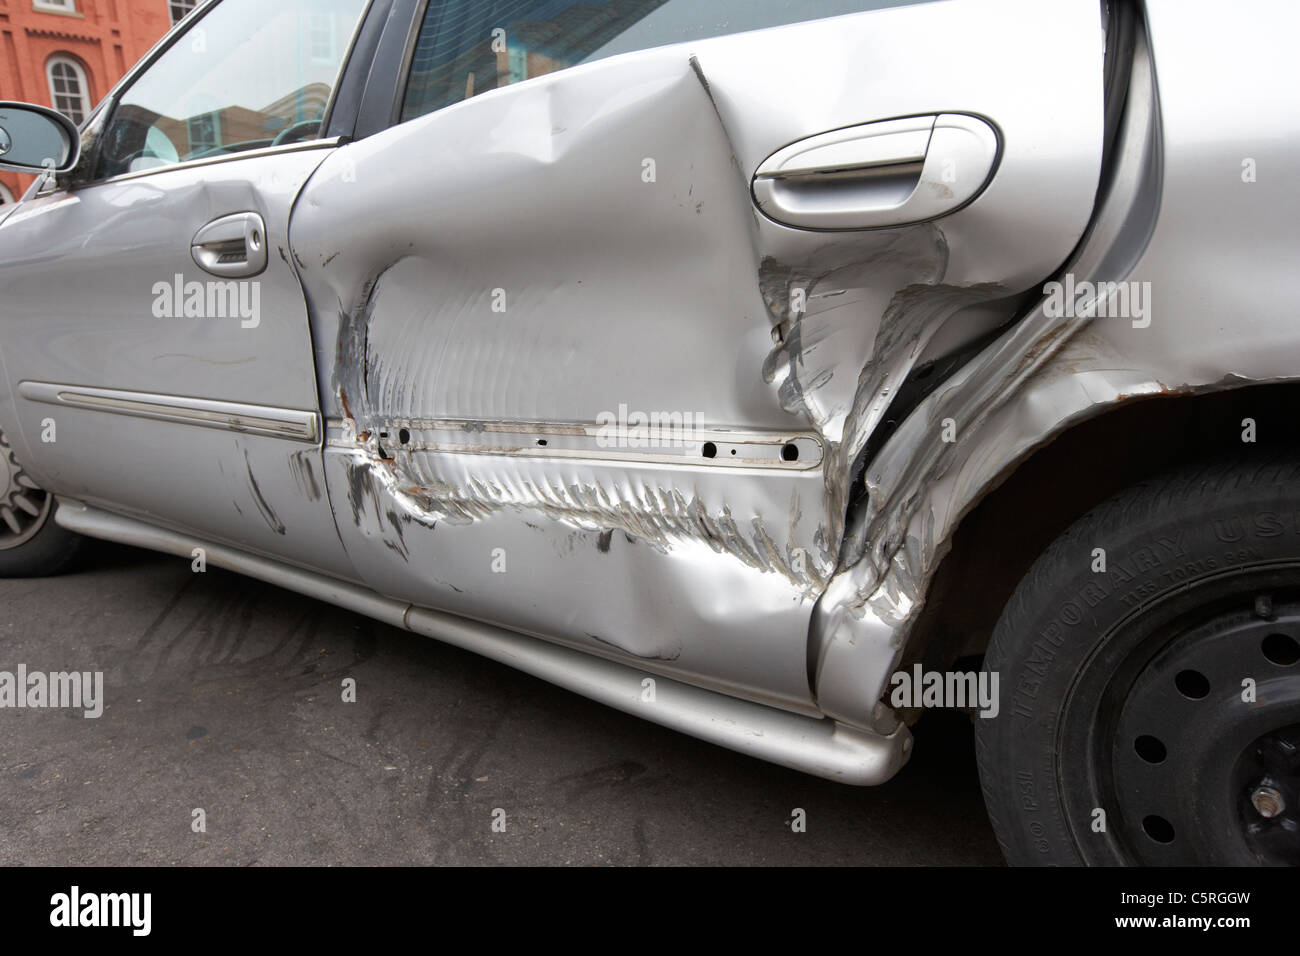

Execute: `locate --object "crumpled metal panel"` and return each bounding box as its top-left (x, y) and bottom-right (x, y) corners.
top-left (813, 0), bottom-right (1300, 730)
top-left (290, 0), bottom-right (1105, 715)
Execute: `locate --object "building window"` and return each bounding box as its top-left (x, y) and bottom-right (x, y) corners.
top-left (46, 56), bottom-right (91, 126)
top-left (187, 113), bottom-right (220, 155)
top-left (307, 12), bottom-right (337, 62)
top-left (169, 0), bottom-right (199, 26)
top-left (33, 0), bottom-right (77, 12)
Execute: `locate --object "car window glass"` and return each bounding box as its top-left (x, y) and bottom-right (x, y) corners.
top-left (401, 0), bottom-right (925, 123)
top-left (96, 0), bottom-right (368, 179)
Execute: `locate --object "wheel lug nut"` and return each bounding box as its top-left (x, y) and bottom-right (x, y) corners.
top-left (1251, 786), bottom-right (1285, 818)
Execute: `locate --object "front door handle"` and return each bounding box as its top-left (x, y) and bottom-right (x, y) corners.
top-left (752, 113), bottom-right (1000, 230)
top-left (191, 212), bottom-right (268, 278)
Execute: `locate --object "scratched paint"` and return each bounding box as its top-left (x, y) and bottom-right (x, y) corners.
top-left (287, 4), bottom-right (1107, 711)
top-left (244, 451), bottom-right (285, 536)
top-left (288, 450), bottom-right (323, 501)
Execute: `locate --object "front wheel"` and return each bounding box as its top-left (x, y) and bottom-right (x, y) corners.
top-left (0, 428), bottom-right (84, 577)
top-left (977, 456), bottom-right (1300, 865)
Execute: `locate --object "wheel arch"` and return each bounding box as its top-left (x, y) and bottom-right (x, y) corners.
top-left (899, 380), bottom-right (1300, 685)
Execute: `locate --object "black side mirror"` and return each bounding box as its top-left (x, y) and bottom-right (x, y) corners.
top-left (0, 102), bottom-right (80, 174)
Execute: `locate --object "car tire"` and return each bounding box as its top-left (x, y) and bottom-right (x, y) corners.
top-left (0, 428), bottom-right (85, 578)
top-left (976, 455), bottom-right (1300, 865)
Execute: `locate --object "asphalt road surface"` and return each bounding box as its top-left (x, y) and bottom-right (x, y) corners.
top-left (0, 542), bottom-right (1003, 866)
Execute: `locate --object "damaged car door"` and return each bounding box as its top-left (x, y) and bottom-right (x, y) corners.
top-left (0, 0), bottom-right (368, 578)
top-left (288, 0), bottom-right (1106, 718)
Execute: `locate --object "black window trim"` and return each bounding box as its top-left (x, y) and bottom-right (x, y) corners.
top-left (348, 0), bottom-right (427, 141)
top-left (324, 0), bottom-right (403, 141)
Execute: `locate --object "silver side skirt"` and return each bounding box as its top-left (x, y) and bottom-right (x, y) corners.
top-left (54, 498), bottom-right (912, 786)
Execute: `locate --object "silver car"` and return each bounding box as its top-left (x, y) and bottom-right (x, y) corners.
top-left (0, 0), bottom-right (1296, 866)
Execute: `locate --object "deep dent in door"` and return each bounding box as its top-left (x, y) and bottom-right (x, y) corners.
top-left (288, 1), bottom-right (1105, 718)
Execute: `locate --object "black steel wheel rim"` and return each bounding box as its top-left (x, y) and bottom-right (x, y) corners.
top-left (1058, 563), bottom-right (1300, 865)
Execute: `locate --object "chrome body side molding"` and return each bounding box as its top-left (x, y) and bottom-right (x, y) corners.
top-left (19, 382), bottom-right (319, 443)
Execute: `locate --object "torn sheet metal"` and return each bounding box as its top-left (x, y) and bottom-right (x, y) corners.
top-left (289, 0), bottom-right (1106, 717)
top-left (811, 7), bottom-right (1300, 730)
top-left (810, 25), bottom-right (1166, 731)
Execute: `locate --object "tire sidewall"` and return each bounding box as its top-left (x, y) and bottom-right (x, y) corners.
top-left (977, 461), bottom-right (1300, 865)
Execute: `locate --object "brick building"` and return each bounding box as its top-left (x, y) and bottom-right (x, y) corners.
top-left (0, 0), bottom-right (196, 202)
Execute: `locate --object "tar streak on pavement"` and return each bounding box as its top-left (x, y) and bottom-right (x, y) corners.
top-left (0, 543), bottom-right (1002, 865)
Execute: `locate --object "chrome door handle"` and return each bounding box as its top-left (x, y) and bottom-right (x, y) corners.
top-left (191, 212), bottom-right (268, 278)
top-left (752, 114), bottom-right (1000, 230)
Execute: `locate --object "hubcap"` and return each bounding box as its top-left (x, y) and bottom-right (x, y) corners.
top-left (0, 429), bottom-right (52, 550)
top-left (1060, 566), bottom-right (1300, 864)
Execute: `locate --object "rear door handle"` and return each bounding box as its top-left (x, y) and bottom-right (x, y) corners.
top-left (752, 114), bottom-right (999, 230)
top-left (191, 212), bottom-right (268, 278)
